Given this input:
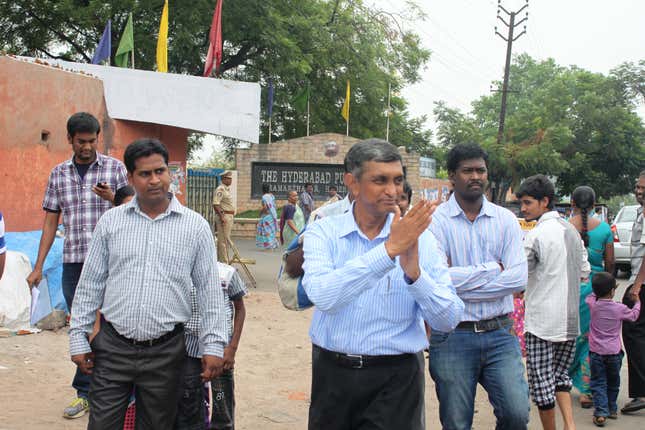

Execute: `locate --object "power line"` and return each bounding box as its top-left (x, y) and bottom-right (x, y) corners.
top-left (431, 49), bottom-right (497, 83)
top-left (424, 13), bottom-right (501, 77)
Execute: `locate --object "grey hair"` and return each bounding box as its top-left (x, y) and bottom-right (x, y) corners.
top-left (344, 139), bottom-right (402, 179)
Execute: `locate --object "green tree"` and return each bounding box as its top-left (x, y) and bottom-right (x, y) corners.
top-left (611, 60), bottom-right (645, 104)
top-left (433, 54), bottom-right (645, 202)
top-left (0, 0), bottom-right (432, 157)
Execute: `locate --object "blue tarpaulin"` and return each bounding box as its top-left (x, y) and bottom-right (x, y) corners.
top-left (4, 230), bottom-right (67, 313)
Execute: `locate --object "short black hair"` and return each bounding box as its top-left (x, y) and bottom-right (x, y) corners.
top-left (344, 139), bottom-right (402, 179)
top-left (515, 174), bottom-right (556, 209)
top-left (305, 182), bottom-right (313, 188)
top-left (114, 185), bottom-right (135, 207)
top-left (123, 138), bottom-right (169, 173)
top-left (67, 112), bottom-right (100, 137)
top-left (446, 143), bottom-right (488, 173)
top-left (329, 186), bottom-right (337, 191)
top-left (403, 181), bottom-right (412, 201)
top-left (262, 183), bottom-right (270, 194)
top-left (592, 272), bottom-right (616, 297)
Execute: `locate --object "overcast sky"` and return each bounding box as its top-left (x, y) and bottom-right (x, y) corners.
top-left (194, 0), bottom-right (644, 162)
top-left (390, 0), bottom-right (645, 122)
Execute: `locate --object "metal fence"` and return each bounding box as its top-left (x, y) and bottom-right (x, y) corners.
top-left (186, 168), bottom-right (224, 233)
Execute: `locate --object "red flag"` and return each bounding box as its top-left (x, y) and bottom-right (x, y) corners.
top-left (204, 0), bottom-right (224, 77)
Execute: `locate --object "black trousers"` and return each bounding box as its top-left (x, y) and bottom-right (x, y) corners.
top-left (308, 345), bottom-right (425, 430)
top-left (88, 322), bottom-right (186, 430)
top-left (211, 369), bottom-right (235, 429)
top-left (175, 357), bottom-right (206, 430)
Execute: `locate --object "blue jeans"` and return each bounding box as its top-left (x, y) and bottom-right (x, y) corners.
top-left (62, 262), bottom-right (91, 399)
top-left (429, 323), bottom-right (530, 430)
top-left (590, 351), bottom-right (623, 417)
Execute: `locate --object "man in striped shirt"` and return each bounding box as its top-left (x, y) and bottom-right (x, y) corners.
top-left (428, 143), bottom-right (530, 430)
top-left (303, 139), bottom-right (464, 430)
top-left (69, 139), bottom-right (228, 430)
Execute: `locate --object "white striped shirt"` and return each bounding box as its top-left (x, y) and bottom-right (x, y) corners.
top-left (69, 196), bottom-right (228, 357)
top-left (302, 207), bottom-right (464, 355)
top-left (429, 195), bottom-right (528, 322)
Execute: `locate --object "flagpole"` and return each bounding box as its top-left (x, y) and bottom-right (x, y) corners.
top-left (306, 97), bottom-right (310, 137)
top-left (386, 82), bottom-right (391, 142)
top-left (346, 117), bottom-right (349, 137)
top-left (268, 118), bottom-right (272, 144)
top-left (130, 13), bottom-right (135, 69)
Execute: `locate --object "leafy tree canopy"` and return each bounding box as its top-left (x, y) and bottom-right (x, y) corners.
top-left (432, 54), bottom-right (645, 201)
top-left (0, 0), bottom-right (433, 156)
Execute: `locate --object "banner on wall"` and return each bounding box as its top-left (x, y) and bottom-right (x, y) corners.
top-left (251, 162), bottom-right (346, 199)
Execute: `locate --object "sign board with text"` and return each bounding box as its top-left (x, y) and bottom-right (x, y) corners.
top-left (251, 162), bottom-right (346, 199)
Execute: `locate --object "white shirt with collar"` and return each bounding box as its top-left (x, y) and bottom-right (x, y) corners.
top-left (523, 210), bottom-right (590, 342)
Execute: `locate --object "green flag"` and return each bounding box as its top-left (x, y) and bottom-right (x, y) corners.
top-left (115, 13), bottom-right (134, 68)
top-left (292, 83), bottom-right (310, 112)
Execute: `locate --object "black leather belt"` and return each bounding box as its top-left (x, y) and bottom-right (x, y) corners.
top-left (314, 345), bottom-right (414, 369)
top-left (456, 314), bottom-right (511, 333)
top-left (105, 321), bottom-right (183, 347)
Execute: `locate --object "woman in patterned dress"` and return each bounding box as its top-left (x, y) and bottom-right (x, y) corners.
top-left (256, 184), bottom-right (279, 249)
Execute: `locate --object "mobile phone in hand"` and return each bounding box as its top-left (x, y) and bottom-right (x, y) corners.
top-left (96, 182), bottom-right (107, 189)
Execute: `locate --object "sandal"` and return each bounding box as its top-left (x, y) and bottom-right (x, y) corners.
top-left (593, 416), bottom-right (606, 427)
top-left (580, 394), bottom-right (593, 409)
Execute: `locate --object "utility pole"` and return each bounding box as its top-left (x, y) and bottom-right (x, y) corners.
top-left (494, 0), bottom-right (528, 145)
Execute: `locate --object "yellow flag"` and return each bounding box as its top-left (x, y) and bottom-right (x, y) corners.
top-left (341, 80), bottom-right (350, 122)
top-left (156, 0), bottom-right (169, 72)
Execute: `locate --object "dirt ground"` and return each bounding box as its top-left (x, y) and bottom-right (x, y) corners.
top-left (1, 240), bottom-right (644, 429)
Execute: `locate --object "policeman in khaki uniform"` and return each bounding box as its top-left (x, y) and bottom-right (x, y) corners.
top-left (213, 171), bottom-right (235, 262)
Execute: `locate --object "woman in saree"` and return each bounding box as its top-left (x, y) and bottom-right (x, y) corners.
top-left (256, 184), bottom-right (279, 249)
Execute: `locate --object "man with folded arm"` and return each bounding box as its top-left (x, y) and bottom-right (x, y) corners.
top-left (428, 143), bottom-right (530, 430)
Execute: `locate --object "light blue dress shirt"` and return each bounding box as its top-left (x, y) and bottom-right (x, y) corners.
top-left (429, 195), bottom-right (528, 322)
top-left (302, 207), bottom-right (464, 355)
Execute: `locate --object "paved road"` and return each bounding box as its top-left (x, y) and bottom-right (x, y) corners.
top-left (231, 238), bottom-right (645, 428)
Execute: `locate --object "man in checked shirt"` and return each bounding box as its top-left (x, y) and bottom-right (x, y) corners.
top-left (26, 112), bottom-right (128, 419)
top-left (69, 139), bottom-right (228, 430)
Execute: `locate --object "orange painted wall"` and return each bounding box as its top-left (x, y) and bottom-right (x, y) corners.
top-left (0, 57), bottom-right (188, 232)
top-left (111, 120), bottom-right (189, 204)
